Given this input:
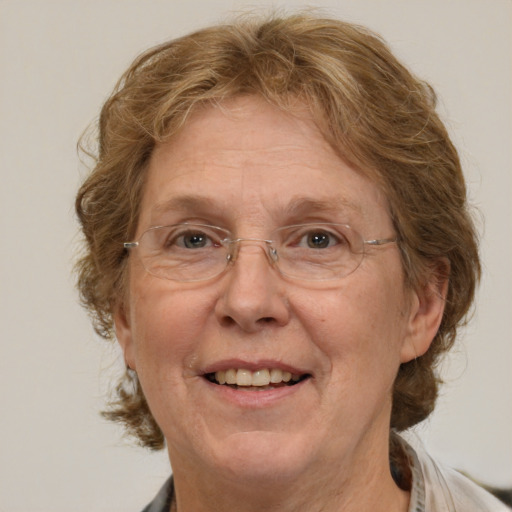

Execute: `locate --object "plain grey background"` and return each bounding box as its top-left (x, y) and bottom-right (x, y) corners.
top-left (0, 1), bottom-right (510, 510)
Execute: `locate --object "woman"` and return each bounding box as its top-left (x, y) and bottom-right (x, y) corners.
top-left (75, 13), bottom-right (508, 512)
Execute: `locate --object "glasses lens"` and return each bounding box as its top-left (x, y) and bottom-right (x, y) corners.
top-left (138, 224), bottom-right (230, 282)
top-left (131, 223), bottom-right (367, 282)
top-left (273, 223), bottom-right (364, 280)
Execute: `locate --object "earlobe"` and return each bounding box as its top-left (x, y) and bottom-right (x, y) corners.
top-left (114, 303), bottom-right (136, 371)
top-left (400, 263), bottom-right (449, 363)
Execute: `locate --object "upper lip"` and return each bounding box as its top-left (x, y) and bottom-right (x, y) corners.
top-left (200, 359), bottom-right (310, 376)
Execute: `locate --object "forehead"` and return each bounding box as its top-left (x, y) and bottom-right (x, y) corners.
top-left (139, 96), bottom-right (390, 231)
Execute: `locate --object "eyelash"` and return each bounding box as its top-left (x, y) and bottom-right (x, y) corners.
top-left (160, 226), bottom-right (350, 251)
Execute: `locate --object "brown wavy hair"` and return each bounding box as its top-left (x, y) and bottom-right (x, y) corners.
top-left (75, 13), bottom-right (480, 450)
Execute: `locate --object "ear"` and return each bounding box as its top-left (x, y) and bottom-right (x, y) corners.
top-left (114, 303), bottom-right (137, 371)
top-left (400, 261), bottom-right (449, 363)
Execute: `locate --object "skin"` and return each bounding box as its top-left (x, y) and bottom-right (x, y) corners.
top-left (115, 96), bottom-right (446, 512)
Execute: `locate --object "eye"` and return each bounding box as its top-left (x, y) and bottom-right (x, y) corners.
top-left (172, 229), bottom-right (222, 249)
top-left (156, 225), bottom-right (224, 251)
top-left (296, 228), bottom-right (346, 249)
top-left (304, 230), bottom-right (337, 249)
top-left (179, 231), bottom-right (211, 249)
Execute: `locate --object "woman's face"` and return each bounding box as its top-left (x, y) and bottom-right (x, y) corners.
top-left (115, 96), bottom-right (439, 485)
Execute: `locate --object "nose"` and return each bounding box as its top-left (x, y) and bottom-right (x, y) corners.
top-left (214, 242), bottom-right (290, 332)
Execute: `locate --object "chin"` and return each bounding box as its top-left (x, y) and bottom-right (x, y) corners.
top-left (202, 429), bottom-right (318, 482)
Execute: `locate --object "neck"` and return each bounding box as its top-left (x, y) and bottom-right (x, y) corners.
top-left (169, 438), bottom-right (410, 512)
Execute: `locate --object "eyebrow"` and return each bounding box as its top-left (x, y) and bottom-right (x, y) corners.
top-left (152, 195), bottom-right (219, 215)
top-left (150, 194), bottom-right (363, 224)
top-left (282, 196), bottom-right (363, 219)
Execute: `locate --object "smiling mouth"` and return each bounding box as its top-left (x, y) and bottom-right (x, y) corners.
top-left (205, 368), bottom-right (310, 391)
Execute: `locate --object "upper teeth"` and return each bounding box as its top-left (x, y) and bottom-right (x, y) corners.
top-left (214, 368), bottom-right (301, 387)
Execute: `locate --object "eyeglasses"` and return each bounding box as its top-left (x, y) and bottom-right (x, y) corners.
top-left (123, 223), bottom-right (397, 282)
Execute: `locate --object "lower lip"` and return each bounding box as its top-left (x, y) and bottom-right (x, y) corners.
top-left (203, 378), bottom-right (309, 408)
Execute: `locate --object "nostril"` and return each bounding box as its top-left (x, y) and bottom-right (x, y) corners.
top-left (219, 315), bottom-right (236, 328)
top-left (220, 316), bottom-right (274, 327)
top-left (214, 249), bottom-right (290, 330)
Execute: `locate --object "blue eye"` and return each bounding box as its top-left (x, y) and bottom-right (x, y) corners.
top-left (180, 232), bottom-right (211, 249)
top-left (305, 231), bottom-right (335, 249)
top-left (298, 229), bottom-right (345, 249)
top-left (159, 229), bottom-right (217, 250)
top-left (278, 224), bottom-right (351, 252)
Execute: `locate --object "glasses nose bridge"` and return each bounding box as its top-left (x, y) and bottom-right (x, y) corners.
top-left (225, 237), bottom-right (278, 266)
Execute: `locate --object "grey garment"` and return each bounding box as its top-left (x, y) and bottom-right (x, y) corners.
top-left (141, 477), bottom-right (173, 512)
top-left (141, 438), bottom-right (510, 512)
top-left (402, 434), bottom-right (511, 512)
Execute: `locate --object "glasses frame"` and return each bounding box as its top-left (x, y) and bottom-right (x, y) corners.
top-left (123, 222), bottom-right (397, 283)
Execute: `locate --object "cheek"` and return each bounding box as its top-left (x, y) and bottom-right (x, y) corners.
top-left (292, 276), bottom-right (409, 374)
top-left (129, 278), bottom-right (215, 372)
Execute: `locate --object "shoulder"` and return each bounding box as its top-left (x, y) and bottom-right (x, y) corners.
top-left (437, 466), bottom-right (511, 512)
top-left (402, 435), bottom-right (511, 512)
